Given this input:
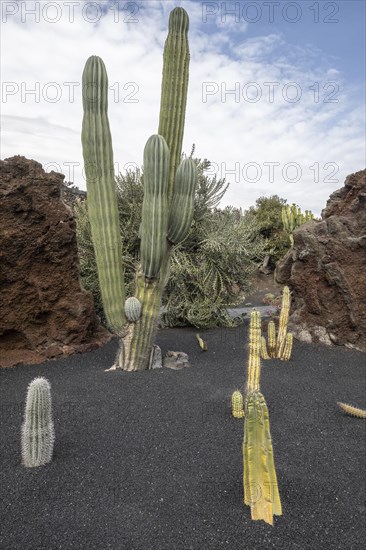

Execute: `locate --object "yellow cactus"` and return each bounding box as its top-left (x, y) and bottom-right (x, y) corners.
top-left (337, 402), bottom-right (366, 419)
top-left (261, 336), bottom-right (270, 360)
top-left (276, 286), bottom-right (290, 358)
top-left (268, 321), bottom-right (276, 358)
top-left (246, 310), bottom-right (261, 394)
top-left (243, 391), bottom-right (282, 525)
top-left (261, 287), bottom-right (293, 361)
top-left (232, 390), bottom-right (244, 418)
top-left (281, 333), bottom-right (293, 361)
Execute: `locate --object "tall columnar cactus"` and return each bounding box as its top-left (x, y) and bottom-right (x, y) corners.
top-left (243, 310), bottom-right (282, 525)
top-left (261, 286), bottom-right (293, 361)
top-left (21, 377), bottom-right (55, 468)
top-left (158, 6), bottom-right (189, 197)
top-left (81, 56), bottom-right (125, 331)
top-left (140, 135), bottom-right (170, 278)
top-left (81, 7), bottom-right (196, 371)
top-left (282, 204), bottom-right (314, 246)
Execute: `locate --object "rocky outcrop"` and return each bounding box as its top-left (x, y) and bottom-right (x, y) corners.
top-left (0, 156), bottom-right (110, 368)
top-left (275, 169), bottom-right (366, 352)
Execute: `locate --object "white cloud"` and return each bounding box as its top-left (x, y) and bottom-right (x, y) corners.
top-left (1, 0), bottom-right (365, 216)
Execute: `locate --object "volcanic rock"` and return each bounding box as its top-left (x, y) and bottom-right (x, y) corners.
top-left (0, 156), bottom-right (110, 367)
top-left (275, 169), bottom-right (366, 352)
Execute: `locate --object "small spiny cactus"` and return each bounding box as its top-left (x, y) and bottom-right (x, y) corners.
top-left (21, 377), bottom-right (55, 468)
top-left (232, 390), bottom-right (244, 418)
top-left (124, 297), bottom-right (142, 322)
top-left (337, 402), bottom-right (366, 419)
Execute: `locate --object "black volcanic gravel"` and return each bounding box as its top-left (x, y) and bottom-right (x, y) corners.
top-left (0, 324), bottom-right (365, 550)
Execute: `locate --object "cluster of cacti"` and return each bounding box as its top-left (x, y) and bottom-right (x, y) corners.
top-left (231, 390), bottom-right (244, 418)
top-left (243, 310), bottom-right (282, 525)
top-left (21, 377), bottom-right (55, 468)
top-left (81, 7), bottom-right (196, 370)
top-left (261, 286), bottom-right (293, 361)
top-left (337, 402), bottom-right (366, 419)
top-left (282, 203), bottom-right (314, 245)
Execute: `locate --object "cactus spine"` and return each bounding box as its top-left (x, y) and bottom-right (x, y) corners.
top-left (261, 286), bottom-right (293, 361)
top-left (242, 310), bottom-right (282, 524)
top-left (21, 377), bottom-right (55, 468)
top-left (124, 297), bottom-right (142, 322)
top-left (81, 56), bottom-right (125, 331)
top-left (232, 390), bottom-right (244, 418)
top-left (337, 402), bottom-right (366, 419)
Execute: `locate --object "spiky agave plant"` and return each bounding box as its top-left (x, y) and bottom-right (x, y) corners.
top-left (243, 310), bottom-right (282, 525)
top-left (81, 8), bottom-right (196, 371)
top-left (21, 377), bottom-right (55, 468)
top-left (261, 286), bottom-right (293, 361)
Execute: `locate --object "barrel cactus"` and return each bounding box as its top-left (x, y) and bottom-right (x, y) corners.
top-left (21, 377), bottom-right (55, 468)
top-left (124, 297), bottom-right (142, 322)
top-left (81, 8), bottom-right (196, 371)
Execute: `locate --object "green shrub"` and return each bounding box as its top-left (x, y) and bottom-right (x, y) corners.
top-left (74, 156), bottom-right (265, 328)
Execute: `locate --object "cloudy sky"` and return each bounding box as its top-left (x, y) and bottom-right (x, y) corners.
top-left (1, 0), bottom-right (365, 214)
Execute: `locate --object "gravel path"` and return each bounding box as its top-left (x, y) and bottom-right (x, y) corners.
top-left (0, 325), bottom-right (365, 550)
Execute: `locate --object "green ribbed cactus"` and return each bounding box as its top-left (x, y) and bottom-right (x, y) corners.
top-left (242, 310), bottom-right (282, 525)
top-left (81, 7), bottom-right (196, 371)
top-left (282, 204), bottom-right (314, 246)
top-left (168, 158), bottom-right (197, 243)
top-left (124, 297), bottom-right (142, 322)
top-left (21, 377), bottom-right (55, 468)
top-left (140, 135), bottom-right (170, 278)
top-left (158, 6), bottom-right (189, 197)
top-left (81, 56), bottom-right (125, 331)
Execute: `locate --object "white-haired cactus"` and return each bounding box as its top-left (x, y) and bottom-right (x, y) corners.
top-left (124, 297), bottom-right (142, 322)
top-left (21, 377), bottom-right (55, 468)
top-left (81, 7), bottom-right (197, 371)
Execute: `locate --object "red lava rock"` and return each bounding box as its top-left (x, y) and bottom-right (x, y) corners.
top-left (275, 169), bottom-right (366, 352)
top-left (0, 156), bottom-right (111, 367)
